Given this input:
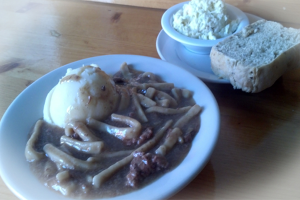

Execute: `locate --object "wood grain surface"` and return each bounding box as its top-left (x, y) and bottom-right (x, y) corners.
top-left (89, 0), bottom-right (300, 28)
top-left (1, 0), bottom-right (300, 199)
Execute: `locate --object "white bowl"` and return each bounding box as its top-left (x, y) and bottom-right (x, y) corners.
top-left (161, 1), bottom-right (249, 54)
top-left (0, 55), bottom-right (220, 200)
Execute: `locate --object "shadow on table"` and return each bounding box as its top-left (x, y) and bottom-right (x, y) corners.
top-left (203, 76), bottom-right (300, 197)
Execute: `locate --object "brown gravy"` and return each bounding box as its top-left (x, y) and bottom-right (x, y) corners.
top-left (27, 65), bottom-right (201, 199)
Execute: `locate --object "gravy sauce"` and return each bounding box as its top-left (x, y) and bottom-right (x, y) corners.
top-left (27, 64), bottom-right (201, 199)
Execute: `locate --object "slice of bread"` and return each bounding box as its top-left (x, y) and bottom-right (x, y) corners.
top-left (210, 19), bottom-right (300, 93)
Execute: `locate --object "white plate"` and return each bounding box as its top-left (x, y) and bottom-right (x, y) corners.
top-left (0, 55), bottom-right (220, 200)
top-left (156, 13), bottom-right (264, 83)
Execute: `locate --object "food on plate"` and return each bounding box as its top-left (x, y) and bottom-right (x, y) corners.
top-left (210, 19), bottom-right (300, 93)
top-left (25, 63), bottom-right (202, 198)
top-left (172, 0), bottom-right (238, 40)
top-left (43, 65), bottom-right (119, 128)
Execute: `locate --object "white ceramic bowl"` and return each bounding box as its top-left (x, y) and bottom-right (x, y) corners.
top-left (0, 55), bottom-right (220, 200)
top-left (161, 1), bottom-right (249, 54)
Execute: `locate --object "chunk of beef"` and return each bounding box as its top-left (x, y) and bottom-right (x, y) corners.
top-left (183, 132), bottom-right (193, 143)
top-left (123, 138), bottom-right (138, 146)
top-left (137, 127), bottom-right (153, 145)
top-left (122, 127), bottom-right (153, 146)
top-left (126, 152), bottom-right (168, 188)
top-left (183, 128), bottom-right (195, 143)
top-left (112, 71), bottom-right (127, 84)
top-left (135, 72), bottom-right (157, 83)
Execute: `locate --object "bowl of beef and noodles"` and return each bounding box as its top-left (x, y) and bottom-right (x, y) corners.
top-left (0, 55), bottom-right (220, 200)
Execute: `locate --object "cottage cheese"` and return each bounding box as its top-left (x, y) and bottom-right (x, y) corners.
top-left (173, 0), bottom-right (238, 40)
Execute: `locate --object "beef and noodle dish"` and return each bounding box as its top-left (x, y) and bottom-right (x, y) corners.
top-left (25, 63), bottom-right (202, 198)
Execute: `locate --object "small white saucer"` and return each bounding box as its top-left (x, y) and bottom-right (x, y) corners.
top-left (156, 13), bottom-right (263, 83)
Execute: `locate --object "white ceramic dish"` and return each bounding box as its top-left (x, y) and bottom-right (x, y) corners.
top-left (161, 2), bottom-right (249, 54)
top-left (157, 13), bottom-right (263, 83)
top-left (0, 55), bottom-right (220, 200)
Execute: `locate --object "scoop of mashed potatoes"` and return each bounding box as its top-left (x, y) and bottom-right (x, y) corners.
top-left (43, 65), bottom-right (120, 128)
top-left (173, 0), bottom-right (238, 40)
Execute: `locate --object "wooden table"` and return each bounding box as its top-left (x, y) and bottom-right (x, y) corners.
top-left (1, 0), bottom-right (300, 199)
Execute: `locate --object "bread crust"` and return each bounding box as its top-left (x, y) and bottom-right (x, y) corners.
top-left (210, 29), bottom-right (300, 93)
